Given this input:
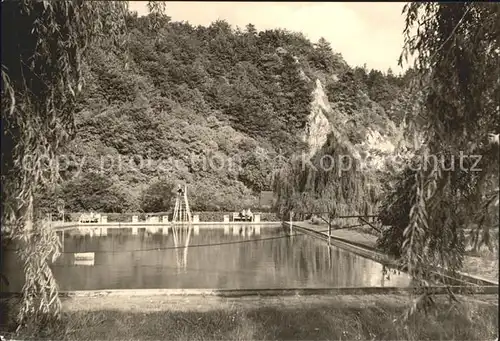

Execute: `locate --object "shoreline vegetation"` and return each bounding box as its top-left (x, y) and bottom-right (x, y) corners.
top-left (1, 294), bottom-right (498, 340)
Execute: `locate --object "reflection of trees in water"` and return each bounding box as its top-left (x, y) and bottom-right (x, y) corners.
top-left (48, 229), bottom-right (407, 290)
top-left (263, 236), bottom-right (370, 287)
top-left (235, 229), bottom-right (261, 288)
top-left (171, 225), bottom-right (192, 273)
top-left (331, 247), bottom-right (366, 287)
top-left (53, 230), bottom-right (177, 289)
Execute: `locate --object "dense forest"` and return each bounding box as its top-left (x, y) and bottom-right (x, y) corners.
top-left (38, 12), bottom-right (412, 215)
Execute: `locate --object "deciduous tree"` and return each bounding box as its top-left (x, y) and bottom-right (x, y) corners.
top-left (1, 0), bottom-right (166, 330)
top-left (380, 2), bottom-right (500, 315)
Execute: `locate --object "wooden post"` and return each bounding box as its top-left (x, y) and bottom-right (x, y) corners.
top-left (289, 211), bottom-right (293, 234)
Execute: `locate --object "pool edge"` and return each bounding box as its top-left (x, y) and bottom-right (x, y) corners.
top-left (285, 222), bottom-right (499, 287)
top-left (1, 286), bottom-right (498, 298)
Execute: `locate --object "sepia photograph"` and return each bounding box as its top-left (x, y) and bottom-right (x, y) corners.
top-left (1, 1), bottom-right (498, 340)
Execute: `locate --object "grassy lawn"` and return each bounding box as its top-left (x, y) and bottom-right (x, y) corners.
top-left (1, 294), bottom-right (498, 340)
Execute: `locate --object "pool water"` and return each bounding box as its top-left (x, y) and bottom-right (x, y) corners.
top-left (1, 226), bottom-right (411, 291)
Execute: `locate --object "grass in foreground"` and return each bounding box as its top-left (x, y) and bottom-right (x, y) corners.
top-left (1, 294), bottom-right (498, 340)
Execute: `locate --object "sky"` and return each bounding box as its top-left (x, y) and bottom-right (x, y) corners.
top-left (128, 1), bottom-right (409, 73)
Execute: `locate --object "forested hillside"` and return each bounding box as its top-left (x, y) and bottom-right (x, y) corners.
top-left (39, 12), bottom-right (411, 215)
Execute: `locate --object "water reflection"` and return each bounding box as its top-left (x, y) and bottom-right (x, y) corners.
top-left (1, 226), bottom-right (411, 291)
top-left (171, 224), bottom-right (192, 272)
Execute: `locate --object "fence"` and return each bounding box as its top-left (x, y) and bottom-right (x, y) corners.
top-left (66, 211), bottom-right (279, 223)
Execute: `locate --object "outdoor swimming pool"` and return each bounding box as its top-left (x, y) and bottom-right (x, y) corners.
top-left (1, 226), bottom-right (411, 291)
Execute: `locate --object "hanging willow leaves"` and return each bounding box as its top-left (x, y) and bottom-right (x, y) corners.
top-left (272, 130), bottom-right (380, 224)
top-left (1, 0), bottom-right (167, 330)
top-left (379, 2), bottom-right (500, 317)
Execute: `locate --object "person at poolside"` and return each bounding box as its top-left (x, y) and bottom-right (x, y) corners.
top-left (246, 208), bottom-right (253, 221)
top-left (239, 209), bottom-right (246, 219)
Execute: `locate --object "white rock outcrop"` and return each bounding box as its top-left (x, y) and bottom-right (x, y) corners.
top-left (302, 79), bottom-right (332, 158)
top-left (301, 76), bottom-right (414, 176)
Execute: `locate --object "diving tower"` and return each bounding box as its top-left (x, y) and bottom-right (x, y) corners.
top-left (171, 184), bottom-right (193, 272)
top-left (172, 184), bottom-right (192, 224)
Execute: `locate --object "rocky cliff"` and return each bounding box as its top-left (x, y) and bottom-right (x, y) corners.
top-left (302, 79), bottom-right (332, 158)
